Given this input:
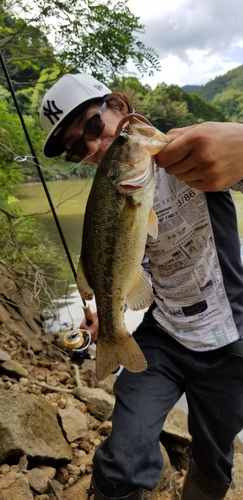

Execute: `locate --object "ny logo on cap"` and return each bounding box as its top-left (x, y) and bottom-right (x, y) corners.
top-left (43, 100), bottom-right (63, 125)
top-left (94, 85), bottom-right (103, 91)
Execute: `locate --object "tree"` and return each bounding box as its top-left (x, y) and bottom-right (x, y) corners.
top-left (1, 0), bottom-right (160, 85)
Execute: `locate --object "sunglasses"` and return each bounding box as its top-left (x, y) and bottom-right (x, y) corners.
top-left (65, 102), bottom-right (107, 163)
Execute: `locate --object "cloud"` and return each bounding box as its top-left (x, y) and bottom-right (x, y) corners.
top-left (141, 0), bottom-right (243, 60)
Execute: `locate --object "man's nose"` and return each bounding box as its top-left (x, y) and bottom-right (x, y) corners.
top-left (84, 137), bottom-right (102, 160)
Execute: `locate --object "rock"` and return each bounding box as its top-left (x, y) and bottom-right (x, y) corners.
top-left (49, 479), bottom-right (63, 497)
top-left (38, 465), bottom-right (56, 480)
top-left (0, 359), bottom-right (28, 378)
top-left (226, 453), bottom-right (243, 499)
top-left (58, 406), bottom-right (88, 443)
top-left (79, 440), bottom-right (92, 452)
top-left (27, 468), bottom-right (49, 494)
top-left (0, 471), bottom-right (34, 500)
top-left (58, 371), bottom-right (71, 383)
top-left (0, 464), bottom-right (10, 475)
top-left (73, 453), bottom-right (94, 468)
top-left (19, 377), bottom-right (28, 385)
top-left (0, 349), bottom-right (11, 362)
top-left (55, 467), bottom-right (69, 485)
top-left (98, 374), bottom-right (117, 394)
top-left (234, 435), bottom-right (243, 454)
top-left (30, 338), bottom-right (43, 354)
top-left (73, 386), bottom-right (115, 421)
top-left (0, 389), bottom-right (72, 464)
top-left (62, 476), bottom-right (90, 500)
top-left (161, 408), bottom-right (191, 457)
top-left (18, 455), bottom-right (29, 472)
top-left (67, 464), bottom-right (80, 475)
top-left (98, 421), bottom-right (112, 436)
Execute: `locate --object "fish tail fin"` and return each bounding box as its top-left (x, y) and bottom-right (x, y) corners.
top-left (96, 333), bottom-right (147, 382)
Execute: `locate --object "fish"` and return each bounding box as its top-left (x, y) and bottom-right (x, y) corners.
top-left (77, 114), bottom-right (170, 381)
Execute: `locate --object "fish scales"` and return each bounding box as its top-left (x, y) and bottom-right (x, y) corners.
top-left (78, 117), bottom-right (170, 381)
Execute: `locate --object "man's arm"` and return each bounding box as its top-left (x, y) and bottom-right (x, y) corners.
top-left (155, 122), bottom-right (243, 192)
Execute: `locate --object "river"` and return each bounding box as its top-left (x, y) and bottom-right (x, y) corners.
top-left (18, 178), bottom-right (243, 332)
top-left (18, 179), bottom-right (243, 438)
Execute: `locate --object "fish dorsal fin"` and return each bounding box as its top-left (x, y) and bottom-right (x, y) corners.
top-left (77, 259), bottom-right (93, 300)
top-left (148, 208), bottom-right (158, 239)
top-left (126, 267), bottom-right (154, 311)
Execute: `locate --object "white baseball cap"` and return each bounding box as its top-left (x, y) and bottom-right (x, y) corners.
top-left (40, 73), bottom-right (111, 157)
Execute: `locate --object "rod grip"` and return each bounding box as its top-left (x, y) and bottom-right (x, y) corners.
top-left (83, 305), bottom-right (95, 326)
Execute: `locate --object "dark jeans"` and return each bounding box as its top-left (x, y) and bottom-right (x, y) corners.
top-left (93, 316), bottom-right (243, 494)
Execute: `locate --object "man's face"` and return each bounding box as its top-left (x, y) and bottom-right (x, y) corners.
top-left (63, 103), bottom-right (125, 165)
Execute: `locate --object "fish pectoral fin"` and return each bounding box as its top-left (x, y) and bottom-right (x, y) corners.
top-left (77, 259), bottom-right (93, 300)
top-left (126, 267), bottom-right (154, 311)
top-left (96, 333), bottom-right (147, 381)
top-left (148, 208), bottom-right (158, 239)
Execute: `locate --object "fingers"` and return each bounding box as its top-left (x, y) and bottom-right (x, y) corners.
top-left (166, 124), bottom-right (199, 141)
top-left (80, 312), bottom-right (99, 344)
top-left (156, 132), bottom-right (194, 168)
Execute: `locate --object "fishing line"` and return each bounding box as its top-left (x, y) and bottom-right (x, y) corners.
top-left (0, 132), bottom-right (113, 174)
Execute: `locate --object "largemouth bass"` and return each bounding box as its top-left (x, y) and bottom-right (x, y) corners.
top-left (77, 115), bottom-right (170, 381)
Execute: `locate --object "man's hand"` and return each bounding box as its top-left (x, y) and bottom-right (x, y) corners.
top-left (156, 122), bottom-right (243, 191)
top-left (80, 312), bottom-right (98, 344)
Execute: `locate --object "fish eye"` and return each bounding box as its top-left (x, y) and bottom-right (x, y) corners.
top-left (118, 132), bottom-right (128, 144)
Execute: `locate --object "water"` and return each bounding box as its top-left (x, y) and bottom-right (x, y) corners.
top-left (18, 180), bottom-right (243, 439)
top-left (18, 180), bottom-right (243, 328)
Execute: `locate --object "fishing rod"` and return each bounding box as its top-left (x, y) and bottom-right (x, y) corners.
top-left (0, 50), bottom-right (94, 326)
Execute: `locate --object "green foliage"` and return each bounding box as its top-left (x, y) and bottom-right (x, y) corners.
top-left (193, 64), bottom-right (243, 122)
top-left (111, 79), bottom-right (227, 133)
top-left (1, 0), bottom-right (160, 85)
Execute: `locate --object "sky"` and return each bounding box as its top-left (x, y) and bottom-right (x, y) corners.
top-left (127, 0), bottom-right (243, 88)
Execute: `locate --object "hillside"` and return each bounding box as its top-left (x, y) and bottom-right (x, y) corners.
top-left (192, 64), bottom-right (243, 122)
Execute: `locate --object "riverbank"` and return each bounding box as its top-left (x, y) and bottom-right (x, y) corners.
top-left (1, 264), bottom-right (243, 499)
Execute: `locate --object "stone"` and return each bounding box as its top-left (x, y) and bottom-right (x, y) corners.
top-left (62, 476), bottom-right (90, 500)
top-left (0, 359), bottom-right (28, 378)
top-left (27, 468), bottom-right (49, 494)
top-left (30, 338), bottom-right (43, 353)
top-left (0, 389), bottom-right (72, 464)
top-left (49, 479), bottom-right (63, 497)
top-left (67, 464), bottom-right (80, 475)
top-left (73, 453), bottom-right (94, 468)
top-left (161, 408), bottom-right (191, 455)
top-left (0, 471), bottom-right (34, 500)
top-left (58, 371), bottom-right (71, 383)
top-left (73, 386), bottom-right (115, 421)
top-left (98, 374), bottom-right (117, 394)
top-left (55, 467), bottom-right (69, 485)
top-left (0, 349), bottom-right (11, 362)
top-left (98, 421), bottom-right (112, 436)
top-left (18, 455), bottom-right (29, 472)
top-left (58, 406), bottom-right (88, 443)
top-left (234, 435), bottom-right (243, 454)
top-left (19, 377), bottom-right (28, 385)
top-left (38, 465), bottom-right (56, 480)
top-left (0, 464), bottom-right (10, 475)
top-left (225, 453), bottom-right (243, 499)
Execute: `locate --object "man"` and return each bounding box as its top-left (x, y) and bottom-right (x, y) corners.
top-left (40, 73), bottom-right (243, 500)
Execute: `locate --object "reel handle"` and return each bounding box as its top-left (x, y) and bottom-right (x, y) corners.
top-left (83, 304), bottom-right (95, 326)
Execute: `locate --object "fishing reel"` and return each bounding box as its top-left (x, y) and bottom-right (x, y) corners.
top-left (64, 328), bottom-right (95, 364)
